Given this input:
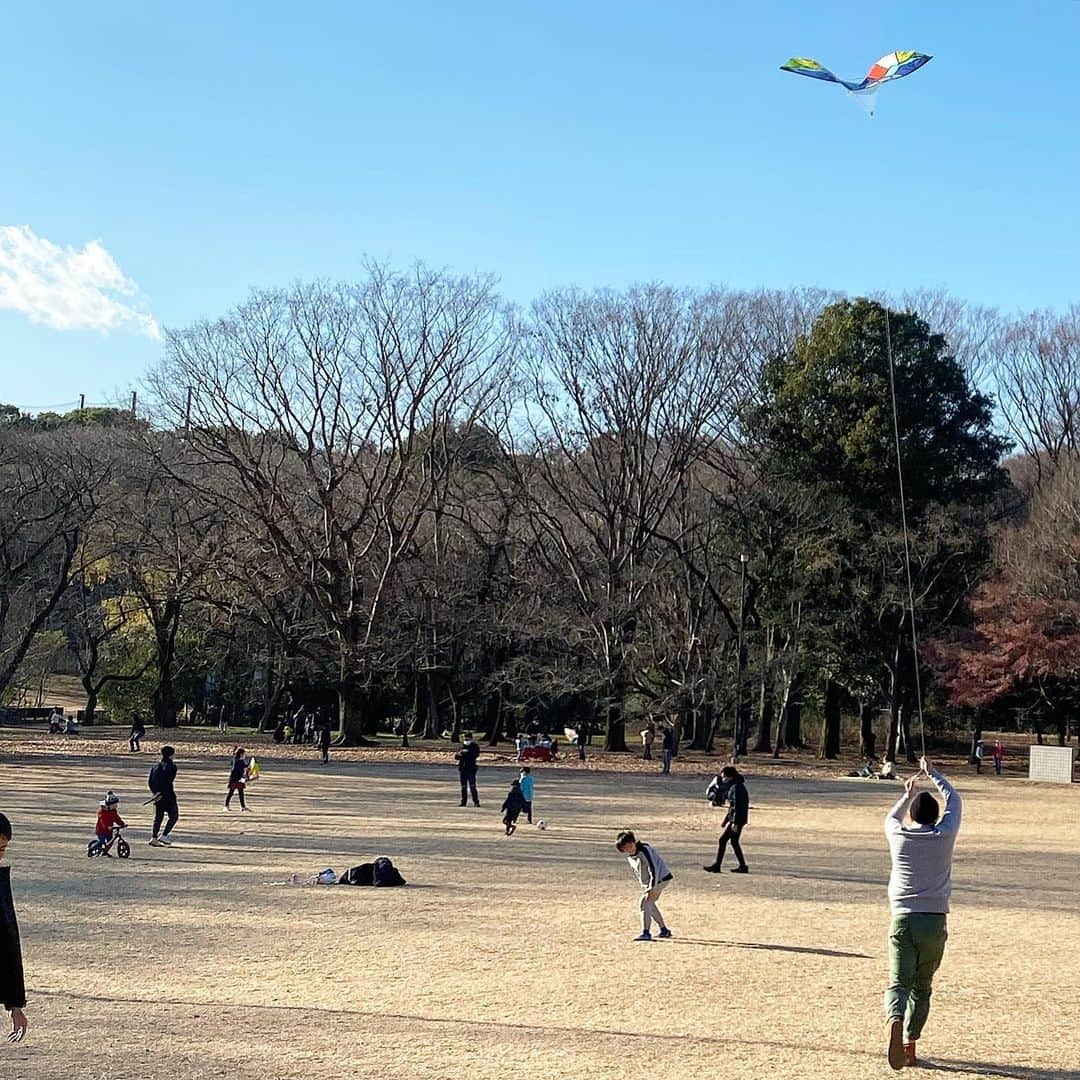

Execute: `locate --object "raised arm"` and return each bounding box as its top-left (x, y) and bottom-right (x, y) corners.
top-left (885, 774), bottom-right (917, 833)
top-left (922, 758), bottom-right (962, 834)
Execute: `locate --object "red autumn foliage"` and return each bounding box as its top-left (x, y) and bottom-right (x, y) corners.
top-left (925, 575), bottom-right (1080, 710)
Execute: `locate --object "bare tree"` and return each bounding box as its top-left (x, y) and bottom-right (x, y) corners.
top-left (0, 428), bottom-right (106, 701)
top-left (150, 266), bottom-right (516, 742)
top-left (994, 308), bottom-right (1080, 487)
top-left (519, 285), bottom-right (749, 750)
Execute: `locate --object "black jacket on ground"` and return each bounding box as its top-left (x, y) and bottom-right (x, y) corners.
top-left (148, 759), bottom-right (177, 796)
top-left (456, 742), bottom-right (480, 774)
top-left (0, 866), bottom-right (25, 1011)
top-left (724, 779), bottom-right (749, 826)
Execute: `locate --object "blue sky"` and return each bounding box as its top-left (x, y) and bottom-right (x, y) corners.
top-left (2, 1), bottom-right (1078, 407)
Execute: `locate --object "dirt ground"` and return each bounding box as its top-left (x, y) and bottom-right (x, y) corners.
top-left (1, 735), bottom-right (1078, 1080)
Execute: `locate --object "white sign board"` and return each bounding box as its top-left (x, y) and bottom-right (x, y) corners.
top-left (1028, 745), bottom-right (1075, 784)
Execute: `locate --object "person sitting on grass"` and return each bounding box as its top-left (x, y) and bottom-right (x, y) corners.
top-left (883, 756), bottom-right (962, 1071)
top-left (0, 812), bottom-right (28, 1043)
top-left (615, 830), bottom-right (673, 942)
top-left (94, 791), bottom-right (127, 855)
top-left (500, 779), bottom-right (527, 836)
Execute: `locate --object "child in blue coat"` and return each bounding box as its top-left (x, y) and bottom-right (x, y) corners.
top-left (518, 766), bottom-right (535, 824)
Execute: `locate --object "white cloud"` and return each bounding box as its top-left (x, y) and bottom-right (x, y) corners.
top-left (0, 225), bottom-right (160, 338)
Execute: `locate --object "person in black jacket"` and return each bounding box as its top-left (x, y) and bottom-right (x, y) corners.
top-left (455, 733), bottom-right (481, 807)
top-left (129, 712), bottom-right (146, 753)
top-left (703, 765), bottom-right (749, 873)
top-left (500, 779), bottom-right (527, 835)
top-left (0, 813), bottom-right (27, 1043)
top-left (660, 725), bottom-right (675, 774)
top-left (148, 745), bottom-right (180, 847)
top-left (224, 746), bottom-right (249, 811)
top-left (318, 724), bottom-right (331, 765)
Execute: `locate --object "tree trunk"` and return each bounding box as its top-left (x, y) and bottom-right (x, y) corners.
top-left (858, 702), bottom-right (876, 760)
top-left (899, 697), bottom-right (917, 763)
top-left (703, 696), bottom-right (718, 754)
top-left (84, 684), bottom-right (99, 726)
top-left (603, 695), bottom-right (627, 752)
top-left (753, 627), bottom-right (775, 753)
top-left (782, 674), bottom-right (803, 748)
top-left (409, 677), bottom-right (425, 737)
top-left (484, 686), bottom-right (504, 746)
top-left (337, 681), bottom-right (378, 746)
top-left (448, 681), bottom-right (462, 743)
top-left (819, 679), bottom-right (842, 760)
top-left (152, 666), bottom-right (179, 728)
top-left (422, 670), bottom-right (441, 739)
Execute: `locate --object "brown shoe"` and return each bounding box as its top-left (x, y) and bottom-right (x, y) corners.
top-left (904, 1041), bottom-right (918, 1068)
top-left (887, 1018), bottom-right (905, 1070)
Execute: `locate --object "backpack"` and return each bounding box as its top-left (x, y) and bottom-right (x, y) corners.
top-left (373, 857), bottom-right (406, 887)
top-left (337, 863), bottom-right (375, 886)
top-left (706, 776), bottom-right (730, 807)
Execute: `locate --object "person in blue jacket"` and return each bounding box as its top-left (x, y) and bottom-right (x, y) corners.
top-left (518, 766), bottom-right (535, 824)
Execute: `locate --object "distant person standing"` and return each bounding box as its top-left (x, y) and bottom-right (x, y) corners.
top-left (660, 725), bottom-right (674, 774)
top-left (129, 712), bottom-right (146, 753)
top-left (641, 722), bottom-right (655, 761)
top-left (575, 722), bottom-right (587, 762)
top-left (318, 724), bottom-right (331, 765)
top-left (703, 765), bottom-right (749, 874)
top-left (973, 740), bottom-right (983, 774)
top-left (0, 812), bottom-right (27, 1043)
top-left (148, 745), bottom-right (180, 847)
top-left (883, 757), bottom-right (962, 1070)
top-left (455, 733), bottom-right (481, 807)
top-left (48, 707), bottom-right (63, 735)
top-left (992, 739), bottom-right (1005, 776)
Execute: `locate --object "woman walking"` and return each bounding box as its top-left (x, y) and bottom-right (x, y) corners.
top-left (224, 746), bottom-right (250, 811)
top-left (703, 765), bottom-right (749, 874)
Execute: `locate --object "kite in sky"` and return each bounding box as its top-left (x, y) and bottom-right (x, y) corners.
top-left (780, 51), bottom-right (932, 116)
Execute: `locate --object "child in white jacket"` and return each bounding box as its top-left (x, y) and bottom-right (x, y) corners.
top-left (616, 830), bottom-right (673, 942)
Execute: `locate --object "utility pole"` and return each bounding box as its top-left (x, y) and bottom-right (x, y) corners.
top-left (184, 387), bottom-right (193, 437)
top-left (130, 391), bottom-right (137, 418)
top-left (78, 394), bottom-right (85, 411)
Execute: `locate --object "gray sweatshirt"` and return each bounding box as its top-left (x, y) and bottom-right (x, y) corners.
top-left (885, 768), bottom-right (962, 915)
top-left (626, 843), bottom-right (672, 892)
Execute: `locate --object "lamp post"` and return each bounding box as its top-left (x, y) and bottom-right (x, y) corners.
top-left (735, 553), bottom-right (749, 758)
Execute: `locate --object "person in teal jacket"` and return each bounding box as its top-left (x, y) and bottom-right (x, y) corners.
top-left (518, 766), bottom-right (535, 824)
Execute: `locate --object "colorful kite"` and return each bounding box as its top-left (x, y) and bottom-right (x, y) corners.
top-left (780, 51), bottom-right (932, 116)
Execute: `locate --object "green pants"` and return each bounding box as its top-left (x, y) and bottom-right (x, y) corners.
top-left (884, 913), bottom-right (948, 1041)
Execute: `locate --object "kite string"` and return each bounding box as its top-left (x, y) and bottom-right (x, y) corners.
top-left (885, 309), bottom-right (927, 759)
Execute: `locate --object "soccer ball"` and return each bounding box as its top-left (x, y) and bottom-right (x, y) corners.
top-left (537, 820), bottom-right (547, 830)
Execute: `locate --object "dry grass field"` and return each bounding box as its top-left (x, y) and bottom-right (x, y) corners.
top-left (1, 731), bottom-right (1078, 1080)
